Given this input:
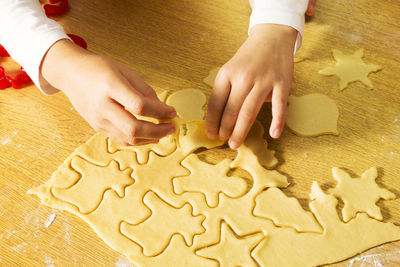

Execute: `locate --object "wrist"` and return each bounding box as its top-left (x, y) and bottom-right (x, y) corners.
top-left (40, 39), bottom-right (88, 93)
top-left (249, 24), bottom-right (297, 50)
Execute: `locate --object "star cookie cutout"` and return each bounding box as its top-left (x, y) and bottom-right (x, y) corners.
top-left (196, 222), bottom-right (264, 267)
top-left (319, 49), bottom-right (382, 90)
top-left (328, 167), bottom-right (396, 222)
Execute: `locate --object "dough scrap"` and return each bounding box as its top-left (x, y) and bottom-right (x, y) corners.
top-left (253, 187), bottom-right (322, 233)
top-left (28, 89), bottom-right (400, 266)
top-left (286, 93), bottom-right (339, 136)
top-left (121, 191), bottom-right (205, 256)
top-left (252, 182), bottom-right (400, 267)
top-left (319, 49), bottom-right (382, 90)
top-left (173, 154), bottom-right (248, 208)
top-left (203, 67), bottom-right (220, 87)
top-left (328, 167), bottom-right (396, 222)
top-left (196, 221), bottom-right (264, 267)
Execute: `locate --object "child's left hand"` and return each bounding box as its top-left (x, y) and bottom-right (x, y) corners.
top-left (205, 23), bottom-right (297, 149)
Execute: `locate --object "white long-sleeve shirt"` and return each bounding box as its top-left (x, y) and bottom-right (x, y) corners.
top-left (0, 0), bottom-right (308, 95)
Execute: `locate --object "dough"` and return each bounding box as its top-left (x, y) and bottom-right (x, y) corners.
top-left (52, 158), bottom-right (133, 214)
top-left (252, 182), bottom-right (400, 267)
top-left (28, 89), bottom-right (400, 267)
top-left (173, 154), bottom-right (248, 208)
top-left (328, 167), bottom-right (396, 222)
top-left (120, 191), bottom-right (205, 256)
top-left (166, 89), bottom-right (207, 121)
top-left (203, 67), bottom-right (220, 87)
top-left (133, 235), bottom-right (217, 267)
top-left (232, 120), bottom-right (278, 169)
top-left (319, 49), bottom-right (382, 90)
top-left (196, 222), bottom-right (264, 267)
top-left (253, 187), bottom-right (322, 232)
top-left (286, 93), bottom-right (339, 136)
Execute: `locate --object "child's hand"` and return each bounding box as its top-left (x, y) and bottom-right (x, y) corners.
top-left (307, 0), bottom-right (317, 16)
top-left (41, 40), bottom-right (176, 146)
top-left (205, 24), bottom-right (297, 149)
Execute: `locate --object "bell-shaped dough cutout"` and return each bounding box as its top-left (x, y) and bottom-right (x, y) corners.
top-left (286, 93), bottom-right (339, 136)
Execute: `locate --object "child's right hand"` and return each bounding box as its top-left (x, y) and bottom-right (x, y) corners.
top-left (41, 40), bottom-right (177, 146)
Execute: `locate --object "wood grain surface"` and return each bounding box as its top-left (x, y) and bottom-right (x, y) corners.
top-left (1, 0), bottom-right (399, 266)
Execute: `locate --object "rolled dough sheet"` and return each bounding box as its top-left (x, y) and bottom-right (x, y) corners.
top-left (28, 90), bottom-right (400, 266)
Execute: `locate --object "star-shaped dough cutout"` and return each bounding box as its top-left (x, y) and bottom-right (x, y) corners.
top-left (328, 167), bottom-right (396, 222)
top-left (319, 49), bottom-right (382, 90)
top-left (196, 222), bottom-right (264, 267)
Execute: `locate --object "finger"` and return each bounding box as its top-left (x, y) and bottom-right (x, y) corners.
top-left (104, 100), bottom-right (175, 142)
top-left (205, 70), bottom-right (231, 139)
top-left (306, 0), bottom-right (317, 16)
top-left (228, 84), bottom-right (269, 149)
top-left (123, 138), bottom-right (159, 146)
top-left (108, 80), bottom-right (176, 120)
top-left (117, 62), bottom-right (158, 99)
top-left (264, 90), bottom-right (273, 102)
top-left (218, 81), bottom-right (253, 141)
top-left (269, 83), bottom-right (290, 139)
top-left (92, 118), bottom-right (149, 146)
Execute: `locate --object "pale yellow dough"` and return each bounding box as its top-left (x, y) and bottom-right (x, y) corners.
top-left (286, 93), bottom-right (339, 136)
top-left (28, 89), bottom-right (400, 266)
top-left (319, 49), bottom-right (382, 90)
top-left (166, 88), bottom-right (207, 121)
top-left (252, 182), bottom-right (400, 267)
top-left (203, 67), bottom-right (220, 87)
top-left (253, 187), bottom-right (322, 233)
top-left (196, 222), bottom-right (264, 267)
top-left (328, 167), bottom-right (396, 222)
top-left (173, 154), bottom-right (248, 208)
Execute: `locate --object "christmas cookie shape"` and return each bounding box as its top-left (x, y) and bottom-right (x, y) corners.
top-left (319, 49), bottom-right (382, 90)
top-left (286, 93), bottom-right (339, 136)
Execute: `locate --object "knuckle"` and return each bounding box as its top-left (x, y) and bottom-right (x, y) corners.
top-left (224, 111), bottom-right (237, 122)
top-left (129, 98), bottom-right (145, 115)
top-left (217, 66), bottom-right (231, 80)
top-left (241, 107), bottom-right (257, 121)
top-left (273, 110), bottom-right (286, 122)
top-left (125, 122), bottom-right (138, 138)
top-left (236, 69), bottom-right (254, 84)
top-left (92, 115), bottom-right (107, 129)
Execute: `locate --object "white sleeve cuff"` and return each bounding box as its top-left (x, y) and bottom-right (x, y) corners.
top-left (249, 0), bottom-right (308, 53)
top-left (0, 0), bottom-right (70, 95)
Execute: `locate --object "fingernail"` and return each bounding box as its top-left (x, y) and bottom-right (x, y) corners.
top-left (229, 140), bottom-right (239, 150)
top-left (272, 129), bottom-right (280, 138)
top-left (168, 110), bottom-right (176, 118)
top-left (167, 126), bottom-right (176, 134)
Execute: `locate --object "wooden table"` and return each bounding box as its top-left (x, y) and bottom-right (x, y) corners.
top-left (1, 0), bottom-right (399, 265)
